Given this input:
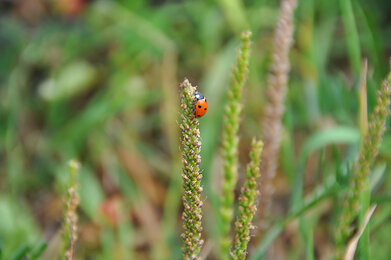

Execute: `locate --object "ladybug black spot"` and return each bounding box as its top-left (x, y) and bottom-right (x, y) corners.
top-left (198, 105), bottom-right (202, 108)
top-left (204, 108), bottom-right (207, 110)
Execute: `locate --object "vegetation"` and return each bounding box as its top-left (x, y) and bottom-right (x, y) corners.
top-left (232, 138), bottom-right (263, 260)
top-left (62, 160), bottom-right (80, 260)
top-left (219, 31), bottom-right (252, 259)
top-left (1, 0), bottom-right (391, 259)
top-left (179, 79), bottom-right (204, 259)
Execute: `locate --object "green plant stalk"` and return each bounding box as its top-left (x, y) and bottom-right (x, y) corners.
top-left (358, 186), bottom-right (370, 260)
top-left (339, 0), bottom-right (361, 75)
top-left (62, 160), bottom-right (81, 260)
top-left (180, 79), bottom-right (204, 259)
top-left (232, 139), bottom-right (263, 260)
top-left (219, 31), bottom-right (252, 259)
top-left (336, 69), bottom-right (391, 257)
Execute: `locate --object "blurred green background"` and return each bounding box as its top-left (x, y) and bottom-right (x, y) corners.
top-left (1, 0), bottom-right (391, 259)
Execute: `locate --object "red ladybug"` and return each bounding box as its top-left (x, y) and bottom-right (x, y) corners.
top-left (195, 91), bottom-right (208, 118)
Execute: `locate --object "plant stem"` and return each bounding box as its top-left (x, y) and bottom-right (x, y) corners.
top-left (62, 160), bottom-right (80, 260)
top-left (336, 67), bottom-right (391, 257)
top-left (219, 31), bottom-right (252, 259)
top-left (232, 139), bottom-right (263, 260)
top-left (260, 0), bottom-right (298, 224)
top-left (180, 79), bottom-right (204, 259)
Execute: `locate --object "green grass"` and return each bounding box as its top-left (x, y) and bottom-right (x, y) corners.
top-left (0, 0), bottom-right (391, 259)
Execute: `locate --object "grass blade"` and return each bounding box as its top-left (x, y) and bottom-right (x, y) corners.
top-left (339, 0), bottom-right (361, 75)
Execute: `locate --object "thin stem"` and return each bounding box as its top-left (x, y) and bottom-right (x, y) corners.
top-left (336, 67), bottom-right (391, 257)
top-left (232, 139), bottom-right (264, 260)
top-left (62, 160), bottom-right (80, 260)
top-left (180, 79), bottom-right (204, 259)
top-left (260, 0), bottom-right (298, 223)
top-left (219, 31), bottom-right (252, 259)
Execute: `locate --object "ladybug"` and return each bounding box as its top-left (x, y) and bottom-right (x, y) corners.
top-left (195, 91), bottom-right (208, 118)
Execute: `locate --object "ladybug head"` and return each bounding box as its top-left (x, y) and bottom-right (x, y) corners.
top-left (195, 91), bottom-right (205, 101)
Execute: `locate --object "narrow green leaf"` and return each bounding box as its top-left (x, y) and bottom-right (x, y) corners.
top-left (9, 245), bottom-right (30, 260)
top-left (339, 0), bottom-right (361, 75)
top-left (292, 126), bottom-right (360, 208)
top-left (30, 241), bottom-right (47, 260)
top-left (299, 126), bottom-right (360, 162)
top-left (79, 167), bottom-right (105, 220)
top-left (250, 176), bottom-right (338, 260)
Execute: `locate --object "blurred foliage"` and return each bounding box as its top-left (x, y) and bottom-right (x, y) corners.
top-left (1, 0), bottom-right (391, 259)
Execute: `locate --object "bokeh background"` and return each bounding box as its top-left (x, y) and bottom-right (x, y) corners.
top-left (1, 0), bottom-right (391, 259)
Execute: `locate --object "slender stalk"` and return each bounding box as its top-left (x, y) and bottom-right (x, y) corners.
top-left (359, 60), bottom-right (368, 140)
top-left (62, 160), bottom-right (80, 260)
top-left (232, 139), bottom-right (264, 260)
top-left (220, 31), bottom-right (252, 259)
top-left (336, 67), bottom-right (391, 257)
top-left (180, 79), bottom-right (204, 259)
top-left (340, 0), bottom-right (361, 75)
top-left (357, 59), bottom-right (369, 260)
top-left (260, 0), bottom-right (298, 224)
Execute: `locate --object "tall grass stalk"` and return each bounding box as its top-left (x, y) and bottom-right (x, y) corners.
top-left (62, 160), bottom-right (80, 260)
top-left (179, 79), bottom-right (204, 259)
top-left (260, 0), bottom-right (298, 223)
top-left (336, 66), bottom-right (391, 257)
top-left (219, 31), bottom-right (252, 259)
top-left (232, 139), bottom-right (263, 260)
top-left (359, 60), bottom-right (368, 140)
top-left (357, 59), bottom-right (369, 260)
